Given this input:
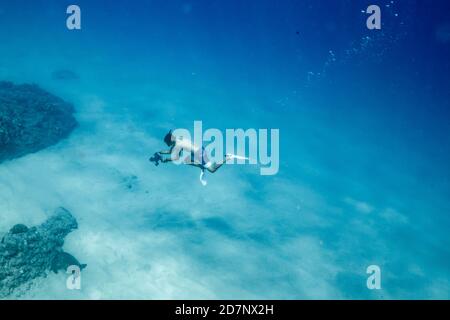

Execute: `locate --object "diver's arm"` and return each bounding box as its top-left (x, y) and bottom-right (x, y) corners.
top-left (158, 146), bottom-right (173, 155)
top-left (162, 147), bottom-right (182, 162)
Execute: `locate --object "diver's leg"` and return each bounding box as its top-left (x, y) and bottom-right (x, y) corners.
top-left (206, 159), bottom-right (226, 173)
top-left (182, 155), bottom-right (208, 171)
top-left (186, 163), bottom-right (203, 169)
top-left (206, 154), bottom-right (233, 173)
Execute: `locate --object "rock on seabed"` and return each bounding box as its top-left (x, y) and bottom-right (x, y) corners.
top-left (0, 208), bottom-right (81, 298)
top-left (0, 81), bottom-right (77, 163)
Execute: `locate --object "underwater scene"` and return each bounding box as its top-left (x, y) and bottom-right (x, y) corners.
top-left (0, 0), bottom-right (449, 299)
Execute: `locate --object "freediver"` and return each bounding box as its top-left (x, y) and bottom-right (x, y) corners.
top-left (149, 130), bottom-right (233, 185)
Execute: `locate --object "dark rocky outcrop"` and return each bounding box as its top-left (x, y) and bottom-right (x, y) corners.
top-left (51, 252), bottom-right (86, 274)
top-left (0, 208), bottom-right (85, 298)
top-left (0, 81), bottom-right (77, 163)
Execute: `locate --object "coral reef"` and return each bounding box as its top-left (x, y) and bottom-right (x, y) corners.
top-left (0, 81), bottom-right (77, 163)
top-left (0, 208), bottom-right (85, 298)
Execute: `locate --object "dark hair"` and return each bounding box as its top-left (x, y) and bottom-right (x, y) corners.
top-left (164, 130), bottom-right (173, 146)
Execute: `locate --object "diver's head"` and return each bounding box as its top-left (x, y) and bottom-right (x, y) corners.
top-left (164, 130), bottom-right (175, 146)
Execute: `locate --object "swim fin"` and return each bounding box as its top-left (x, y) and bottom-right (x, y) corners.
top-left (226, 153), bottom-right (250, 161)
top-left (199, 169), bottom-right (207, 186)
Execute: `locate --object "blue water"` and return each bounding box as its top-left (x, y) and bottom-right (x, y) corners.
top-left (0, 0), bottom-right (449, 299)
